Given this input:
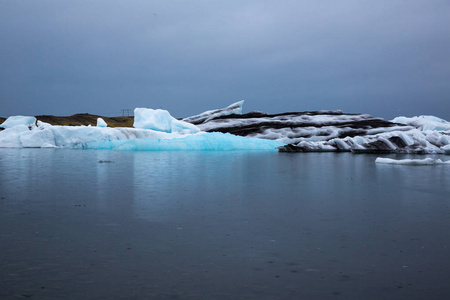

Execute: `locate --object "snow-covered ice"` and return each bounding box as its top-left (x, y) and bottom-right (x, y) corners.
top-left (375, 157), bottom-right (450, 165)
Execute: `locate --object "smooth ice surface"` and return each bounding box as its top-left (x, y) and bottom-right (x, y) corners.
top-left (97, 118), bottom-right (107, 127)
top-left (0, 116), bottom-right (36, 129)
top-left (83, 132), bottom-right (282, 151)
top-left (375, 157), bottom-right (450, 165)
top-left (133, 108), bottom-right (199, 133)
top-left (183, 100), bottom-right (244, 124)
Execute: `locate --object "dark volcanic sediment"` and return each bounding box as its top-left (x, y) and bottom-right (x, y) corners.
top-left (196, 110), bottom-right (398, 139)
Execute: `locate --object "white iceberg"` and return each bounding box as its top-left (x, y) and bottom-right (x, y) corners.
top-left (0, 108), bottom-right (282, 151)
top-left (375, 157), bottom-right (450, 165)
top-left (183, 100), bottom-right (244, 125)
top-left (0, 116), bottom-right (36, 129)
top-left (392, 115), bottom-right (450, 131)
top-left (97, 118), bottom-right (107, 127)
top-left (134, 108), bottom-right (199, 133)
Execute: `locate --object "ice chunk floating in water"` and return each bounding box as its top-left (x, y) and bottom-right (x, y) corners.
top-left (375, 157), bottom-right (450, 165)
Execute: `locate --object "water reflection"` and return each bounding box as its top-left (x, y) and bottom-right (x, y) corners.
top-left (1, 149), bottom-right (450, 299)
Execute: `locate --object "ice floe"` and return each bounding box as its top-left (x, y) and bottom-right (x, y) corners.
top-left (375, 157), bottom-right (450, 165)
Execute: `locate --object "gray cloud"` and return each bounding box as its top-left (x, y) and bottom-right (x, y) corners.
top-left (1, 0), bottom-right (449, 120)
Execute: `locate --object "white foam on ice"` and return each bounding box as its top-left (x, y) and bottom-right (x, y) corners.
top-left (97, 118), bottom-right (107, 127)
top-left (134, 108), bottom-right (199, 133)
top-left (183, 100), bottom-right (244, 124)
top-left (0, 116), bottom-right (36, 129)
top-left (375, 157), bottom-right (450, 165)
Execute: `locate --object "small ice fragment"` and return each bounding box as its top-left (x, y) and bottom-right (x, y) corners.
top-left (97, 118), bottom-right (108, 127)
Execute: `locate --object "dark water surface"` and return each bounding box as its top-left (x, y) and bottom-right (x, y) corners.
top-left (1, 149), bottom-right (449, 299)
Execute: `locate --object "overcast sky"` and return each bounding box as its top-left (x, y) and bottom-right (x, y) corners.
top-left (1, 0), bottom-right (449, 120)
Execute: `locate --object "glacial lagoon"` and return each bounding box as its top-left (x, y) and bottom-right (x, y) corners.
top-left (1, 149), bottom-right (450, 299)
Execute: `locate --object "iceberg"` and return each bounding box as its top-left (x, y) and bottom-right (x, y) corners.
top-left (0, 109), bottom-right (281, 150)
top-left (97, 118), bottom-right (108, 127)
top-left (186, 102), bottom-right (450, 154)
top-left (1, 102), bottom-right (449, 154)
top-left (0, 116), bottom-right (36, 129)
top-left (182, 100), bottom-right (244, 125)
top-left (134, 108), bottom-right (199, 133)
top-left (375, 157), bottom-right (450, 165)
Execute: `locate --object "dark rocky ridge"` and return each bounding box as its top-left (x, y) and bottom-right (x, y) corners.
top-left (36, 114), bottom-right (134, 127)
top-left (1, 114), bottom-right (134, 128)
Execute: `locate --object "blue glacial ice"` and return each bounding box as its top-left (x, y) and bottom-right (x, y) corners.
top-left (82, 132), bottom-right (283, 151)
top-left (0, 109), bottom-right (282, 151)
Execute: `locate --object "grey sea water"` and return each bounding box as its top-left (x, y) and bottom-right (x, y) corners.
top-left (1, 149), bottom-right (449, 300)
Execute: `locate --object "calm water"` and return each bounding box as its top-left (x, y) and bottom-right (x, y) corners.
top-left (1, 149), bottom-right (449, 300)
